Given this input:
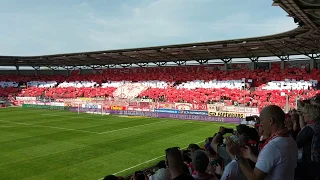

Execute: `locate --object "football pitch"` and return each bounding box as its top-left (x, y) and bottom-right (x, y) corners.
top-left (0, 108), bottom-right (235, 180)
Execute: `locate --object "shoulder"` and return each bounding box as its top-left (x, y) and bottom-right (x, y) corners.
top-left (224, 160), bottom-right (238, 170)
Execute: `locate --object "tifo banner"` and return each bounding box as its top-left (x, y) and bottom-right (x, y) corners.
top-left (208, 111), bottom-right (245, 119)
top-left (157, 102), bottom-right (175, 109)
top-left (175, 103), bottom-right (193, 110)
top-left (183, 110), bottom-right (208, 116)
top-left (69, 108), bottom-right (241, 124)
top-left (16, 97), bottom-right (36, 101)
top-left (22, 104), bottom-right (69, 110)
top-left (207, 103), bottom-right (225, 111)
top-left (154, 108), bottom-right (181, 114)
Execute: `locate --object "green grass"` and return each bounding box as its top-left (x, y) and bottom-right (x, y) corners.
top-left (0, 108), bottom-right (235, 180)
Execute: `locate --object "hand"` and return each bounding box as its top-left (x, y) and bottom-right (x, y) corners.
top-left (219, 127), bottom-right (226, 135)
top-left (215, 163), bottom-right (223, 175)
top-left (241, 145), bottom-right (252, 159)
top-left (226, 137), bottom-right (241, 156)
top-left (252, 115), bottom-right (260, 122)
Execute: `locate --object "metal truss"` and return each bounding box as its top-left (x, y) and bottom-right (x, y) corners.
top-left (174, 60), bottom-right (186, 66)
top-left (234, 42), bottom-right (259, 62)
top-left (135, 63), bottom-right (148, 67)
top-left (262, 42), bottom-right (290, 61)
top-left (196, 59), bottom-right (209, 65)
top-left (180, 49), bottom-right (202, 60)
top-left (204, 46), bottom-right (232, 63)
top-left (32, 66), bottom-right (41, 71)
top-left (119, 52), bottom-right (140, 62)
top-left (120, 63), bottom-right (132, 68)
top-left (156, 50), bottom-right (177, 60)
top-left (280, 39), bottom-right (320, 59)
top-left (154, 62), bottom-right (167, 67)
top-left (134, 52), bottom-right (153, 61)
top-left (46, 66), bottom-right (60, 70)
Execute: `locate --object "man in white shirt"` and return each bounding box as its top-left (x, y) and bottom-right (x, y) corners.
top-left (226, 105), bottom-right (298, 180)
top-left (220, 159), bottom-right (247, 180)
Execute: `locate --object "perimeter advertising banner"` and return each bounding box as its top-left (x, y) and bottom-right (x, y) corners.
top-left (183, 110), bottom-right (208, 116)
top-left (69, 108), bottom-right (241, 124)
top-left (208, 111), bottom-right (245, 119)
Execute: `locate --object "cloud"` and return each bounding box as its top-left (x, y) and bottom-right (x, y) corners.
top-left (0, 0), bottom-right (297, 56)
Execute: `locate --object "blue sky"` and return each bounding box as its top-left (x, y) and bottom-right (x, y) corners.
top-left (0, 0), bottom-right (297, 56)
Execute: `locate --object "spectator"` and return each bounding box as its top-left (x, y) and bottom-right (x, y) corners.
top-left (226, 105), bottom-right (298, 180)
top-left (131, 171), bottom-right (147, 180)
top-left (220, 127), bottom-right (259, 180)
top-left (191, 150), bottom-right (218, 180)
top-left (188, 144), bottom-right (201, 153)
top-left (296, 104), bottom-right (320, 180)
top-left (103, 175), bottom-right (123, 180)
top-left (204, 142), bottom-right (222, 178)
top-left (166, 147), bottom-right (194, 180)
top-left (148, 161), bottom-right (170, 180)
top-left (210, 125), bottom-right (250, 166)
top-left (310, 95), bottom-right (320, 106)
top-left (181, 150), bottom-right (194, 174)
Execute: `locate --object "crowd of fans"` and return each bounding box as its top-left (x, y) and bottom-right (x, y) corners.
top-left (103, 96), bottom-right (320, 180)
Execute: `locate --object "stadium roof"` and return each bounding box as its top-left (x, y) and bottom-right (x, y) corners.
top-left (0, 0), bottom-right (320, 68)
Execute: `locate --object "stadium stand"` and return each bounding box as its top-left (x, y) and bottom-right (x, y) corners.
top-left (1, 65), bottom-right (319, 111)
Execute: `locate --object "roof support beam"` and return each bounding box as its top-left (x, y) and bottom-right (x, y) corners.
top-left (154, 62), bottom-right (167, 67)
top-left (234, 42), bottom-right (259, 62)
top-left (120, 63), bottom-right (132, 68)
top-left (180, 49), bottom-right (202, 60)
top-left (136, 63), bottom-right (148, 67)
top-left (196, 59), bottom-right (209, 65)
top-left (261, 42), bottom-right (290, 61)
top-left (204, 46), bottom-right (231, 62)
top-left (174, 60), bottom-right (186, 66)
top-left (156, 50), bottom-right (177, 60)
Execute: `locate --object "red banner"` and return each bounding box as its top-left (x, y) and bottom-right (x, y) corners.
top-left (192, 104), bottom-right (207, 110)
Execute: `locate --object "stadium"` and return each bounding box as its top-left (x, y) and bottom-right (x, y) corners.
top-left (1, 0), bottom-right (320, 180)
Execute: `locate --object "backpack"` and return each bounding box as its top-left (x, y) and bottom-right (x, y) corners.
top-left (308, 122), bottom-right (320, 163)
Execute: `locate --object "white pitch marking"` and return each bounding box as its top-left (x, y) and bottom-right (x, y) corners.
top-left (99, 120), bottom-right (167, 134)
top-left (0, 120), bottom-right (102, 134)
top-left (97, 140), bottom-right (204, 179)
top-left (0, 119), bottom-right (168, 135)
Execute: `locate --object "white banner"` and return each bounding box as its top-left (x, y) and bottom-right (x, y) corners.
top-left (16, 97), bottom-right (36, 101)
top-left (50, 102), bottom-right (65, 107)
top-left (82, 103), bottom-right (102, 109)
top-left (175, 103), bottom-right (192, 110)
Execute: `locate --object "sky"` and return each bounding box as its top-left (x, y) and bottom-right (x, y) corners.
top-left (0, 0), bottom-right (297, 56)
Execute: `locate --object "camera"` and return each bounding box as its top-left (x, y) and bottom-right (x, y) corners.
top-left (225, 128), bottom-right (234, 134)
top-left (245, 116), bottom-right (257, 121)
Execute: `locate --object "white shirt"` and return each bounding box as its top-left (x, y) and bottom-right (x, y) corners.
top-left (220, 160), bottom-right (246, 180)
top-left (255, 137), bottom-right (298, 180)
